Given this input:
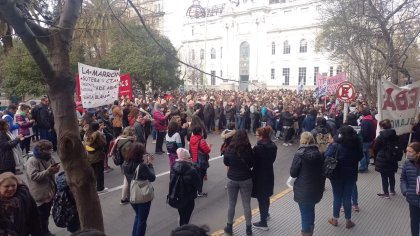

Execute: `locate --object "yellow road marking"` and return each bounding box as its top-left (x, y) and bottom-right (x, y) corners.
top-left (211, 188), bottom-right (292, 236)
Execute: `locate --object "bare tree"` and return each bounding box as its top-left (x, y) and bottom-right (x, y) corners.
top-left (317, 0), bottom-right (420, 86)
top-left (0, 0), bottom-right (104, 231)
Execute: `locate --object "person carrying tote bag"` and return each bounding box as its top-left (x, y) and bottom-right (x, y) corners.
top-left (125, 142), bottom-right (156, 236)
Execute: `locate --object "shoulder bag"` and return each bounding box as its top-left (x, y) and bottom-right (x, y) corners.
top-left (323, 144), bottom-right (339, 179)
top-left (130, 164), bottom-right (154, 204)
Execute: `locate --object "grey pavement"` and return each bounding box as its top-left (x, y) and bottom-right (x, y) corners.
top-left (226, 168), bottom-right (410, 236)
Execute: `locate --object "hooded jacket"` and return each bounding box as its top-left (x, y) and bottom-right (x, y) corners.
top-left (374, 129), bottom-right (400, 173)
top-left (400, 160), bottom-right (420, 208)
top-left (189, 134), bottom-right (211, 164)
top-left (169, 161), bottom-right (201, 203)
top-left (290, 144), bottom-right (325, 204)
top-left (0, 132), bottom-right (20, 172)
top-left (251, 139), bottom-right (277, 198)
top-left (302, 114), bottom-right (316, 132)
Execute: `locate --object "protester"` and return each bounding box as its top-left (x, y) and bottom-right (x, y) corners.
top-left (84, 121), bottom-right (108, 193)
top-left (359, 109), bottom-right (376, 172)
top-left (223, 130), bottom-right (254, 236)
top-left (373, 119), bottom-right (401, 198)
top-left (189, 126), bottom-right (211, 197)
top-left (400, 142), bottom-right (420, 236)
top-left (0, 172), bottom-right (42, 236)
top-left (412, 114), bottom-right (420, 143)
top-left (14, 103), bottom-right (34, 156)
top-left (168, 148), bottom-right (200, 226)
top-left (153, 102), bottom-right (171, 155)
top-left (290, 132), bottom-right (325, 236)
top-left (112, 100), bottom-right (123, 137)
top-left (36, 97), bottom-right (54, 143)
top-left (26, 140), bottom-right (59, 236)
top-left (0, 120), bottom-right (24, 174)
top-left (302, 109), bottom-right (317, 132)
top-left (325, 126), bottom-right (363, 229)
top-left (2, 104), bottom-right (19, 134)
top-left (166, 120), bottom-right (182, 169)
top-left (251, 126), bottom-right (277, 230)
top-left (127, 142), bottom-right (155, 236)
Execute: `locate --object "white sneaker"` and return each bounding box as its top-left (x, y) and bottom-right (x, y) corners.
top-left (152, 140), bottom-right (156, 144)
top-left (97, 187), bottom-right (109, 194)
top-left (282, 143), bottom-right (288, 146)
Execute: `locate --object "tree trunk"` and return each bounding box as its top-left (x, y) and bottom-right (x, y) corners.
top-left (1, 24), bottom-right (13, 53)
top-left (48, 32), bottom-right (104, 231)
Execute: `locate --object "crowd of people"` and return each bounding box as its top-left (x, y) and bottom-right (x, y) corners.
top-left (0, 88), bottom-right (419, 236)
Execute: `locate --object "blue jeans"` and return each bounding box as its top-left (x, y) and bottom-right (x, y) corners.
top-left (131, 201), bottom-right (151, 236)
top-left (351, 183), bottom-right (358, 205)
top-left (359, 142), bottom-right (371, 171)
top-left (298, 203), bottom-right (315, 233)
top-left (331, 179), bottom-right (356, 219)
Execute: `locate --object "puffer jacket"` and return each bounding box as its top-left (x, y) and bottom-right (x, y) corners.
top-left (26, 151), bottom-right (57, 205)
top-left (15, 114), bottom-right (32, 136)
top-left (223, 148), bottom-right (254, 181)
top-left (0, 132), bottom-right (20, 172)
top-left (400, 160), bottom-right (420, 208)
top-left (169, 160), bottom-right (201, 202)
top-left (324, 143), bottom-right (363, 181)
top-left (189, 134), bottom-right (211, 164)
top-left (252, 139), bottom-right (277, 198)
top-left (290, 144), bottom-right (325, 204)
top-left (374, 129), bottom-right (400, 173)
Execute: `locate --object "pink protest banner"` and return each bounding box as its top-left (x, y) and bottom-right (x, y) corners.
top-left (316, 72), bottom-right (347, 95)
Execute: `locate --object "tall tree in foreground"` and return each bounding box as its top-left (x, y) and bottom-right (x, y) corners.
top-left (0, 0), bottom-right (104, 231)
top-left (317, 0), bottom-right (420, 86)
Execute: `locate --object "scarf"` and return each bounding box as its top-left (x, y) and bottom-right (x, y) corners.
top-left (0, 195), bottom-right (20, 233)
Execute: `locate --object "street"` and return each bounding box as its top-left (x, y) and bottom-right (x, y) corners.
top-left (48, 132), bottom-right (297, 236)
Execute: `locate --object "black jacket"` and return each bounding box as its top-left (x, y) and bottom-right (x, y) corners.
top-left (0, 133), bottom-right (20, 171)
top-left (290, 144), bottom-right (325, 204)
top-left (281, 111), bottom-right (294, 127)
top-left (37, 104), bottom-right (52, 129)
top-left (223, 148), bottom-right (254, 181)
top-left (374, 129), bottom-right (399, 173)
top-left (251, 140), bottom-right (277, 198)
top-left (169, 161), bottom-right (201, 202)
top-left (133, 121), bottom-right (146, 145)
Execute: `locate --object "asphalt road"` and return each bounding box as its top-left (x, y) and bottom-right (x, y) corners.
top-left (48, 132), bottom-right (299, 236)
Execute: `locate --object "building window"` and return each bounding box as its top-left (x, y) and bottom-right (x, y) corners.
top-left (220, 70), bottom-right (223, 77)
top-left (329, 66), bottom-right (334, 76)
top-left (271, 42), bottom-right (276, 55)
top-left (299, 67), bottom-right (306, 85)
top-left (200, 49), bottom-right (204, 60)
top-left (192, 26), bottom-right (194, 36)
top-left (299, 39), bottom-right (307, 53)
top-left (314, 67), bottom-right (319, 85)
top-left (283, 40), bottom-right (290, 54)
top-left (336, 66), bottom-right (342, 74)
top-left (283, 68), bottom-right (290, 85)
top-left (220, 47), bottom-right (223, 59)
top-left (211, 48), bottom-right (216, 59)
top-left (211, 71), bottom-right (216, 85)
top-left (191, 49), bottom-right (195, 61)
top-left (271, 68), bottom-right (275, 80)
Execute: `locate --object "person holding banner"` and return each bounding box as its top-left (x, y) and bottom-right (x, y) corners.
top-left (400, 142), bottom-right (420, 236)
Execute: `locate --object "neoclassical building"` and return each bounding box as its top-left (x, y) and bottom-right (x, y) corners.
top-left (135, 0), bottom-right (342, 90)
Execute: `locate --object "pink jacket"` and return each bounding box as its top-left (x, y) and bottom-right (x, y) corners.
top-left (153, 110), bottom-right (167, 132)
top-left (15, 114), bottom-right (32, 136)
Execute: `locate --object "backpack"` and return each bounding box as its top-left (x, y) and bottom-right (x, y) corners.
top-left (113, 140), bottom-right (131, 166)
top-left (51, 189), bottom-right (78, 228)
top-left (167, 172), bottom-right (187, 209)
top-left (385, 139), bottom-right (403, 162)
top-left (316, 133), bottom-right (331, 154)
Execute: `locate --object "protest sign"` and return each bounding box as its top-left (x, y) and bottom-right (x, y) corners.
top-left (78, 63), bottom-right (120, 108)
top-left (316, 72), bottom-right (347, 95)
top-left (119, 74), bottom-right (133, 99)
top-left (377, 79), bottom-right (420, 135)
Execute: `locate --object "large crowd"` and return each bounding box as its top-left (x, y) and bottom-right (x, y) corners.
top-left (0, 88), bottom-right (419, 236)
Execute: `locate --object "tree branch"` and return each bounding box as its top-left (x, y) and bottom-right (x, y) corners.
top-left (0, 0), bottom-right (54, 81)
top-left (57, 0), bottom-right (82, 50)
top-left (26, 20), bottom-right (50, 45)
top-left (385, 0), bottom-right (410, 22)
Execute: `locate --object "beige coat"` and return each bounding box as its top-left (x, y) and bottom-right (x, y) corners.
top-left (26, 156), bottom-right (57, 206)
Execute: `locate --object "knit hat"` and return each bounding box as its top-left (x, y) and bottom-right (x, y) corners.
top-left (176, 148), bottom-right (191, 161)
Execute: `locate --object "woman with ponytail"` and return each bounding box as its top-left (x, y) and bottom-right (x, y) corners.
top-left (251, 126), bottom-right (277, 231)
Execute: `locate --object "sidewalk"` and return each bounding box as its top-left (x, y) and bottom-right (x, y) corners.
top-left (213, 169), bottom-right (410, 236)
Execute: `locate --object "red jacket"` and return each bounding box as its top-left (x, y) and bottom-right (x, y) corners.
top-left (153, 110), bottom-right (167, 132)
top-left (189, 134), bottom-right (211, 163)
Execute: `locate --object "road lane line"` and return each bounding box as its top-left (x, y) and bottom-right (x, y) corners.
top-left (99, 155), bottom-right (224, 195)
top-left (210, 188), bottom-right (293, 236)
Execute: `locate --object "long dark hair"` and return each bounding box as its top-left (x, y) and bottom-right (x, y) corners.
top-left (226, 129), bottom-right (252, 156)
top-left (335, 126), bottom-right (360, 149)
top-left (85, 121), bottom-right (100, 138)
top-left (126, 142), bottom-right (146, 161)
top-left (167, 120), bottom-right (179, 137)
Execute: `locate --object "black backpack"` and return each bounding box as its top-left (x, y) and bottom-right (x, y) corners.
top-left (167, 172), bottom-right (186, 209)
top-left (385, 139), bottom-right (403, 162)
top-left (114, 140), bottom-right (131, 166)
top-left (51, 189), bottom-right (78, 228)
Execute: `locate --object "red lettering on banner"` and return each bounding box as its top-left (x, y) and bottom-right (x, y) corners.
top-left (382, 88), bottom-right (396, 110)
top-left (395, 90), bottom-right (408, 110)
top-left (408, 88), bottom-right (418, 109)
